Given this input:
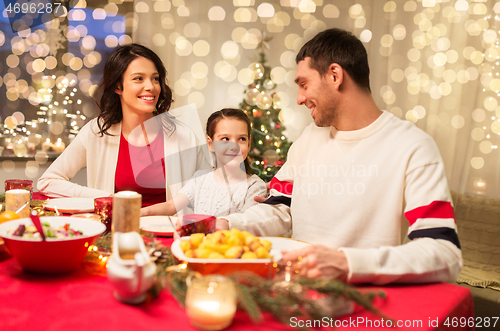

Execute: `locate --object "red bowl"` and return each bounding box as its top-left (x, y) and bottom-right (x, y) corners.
top-left (0, 216), bottom-right (106, 274)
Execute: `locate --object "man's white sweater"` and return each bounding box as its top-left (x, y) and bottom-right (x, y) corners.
top-left (225, 111), bottom-right (462, 284)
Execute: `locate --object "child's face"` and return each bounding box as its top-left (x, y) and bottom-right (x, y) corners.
top-left (209, 118), bottom-right (250, 168)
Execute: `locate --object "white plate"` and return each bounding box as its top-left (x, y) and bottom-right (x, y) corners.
top-left (45, 198), bottom-right (95, 214)
top-left (140, 216), bottom-right (176, 237)
top-left (171, 236), bottom-right (310, 264)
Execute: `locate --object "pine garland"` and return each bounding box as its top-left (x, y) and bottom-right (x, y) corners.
top-left (153, 260), bottom-right (391, 327)
top-left (88, 233), bottom-right (390, 328)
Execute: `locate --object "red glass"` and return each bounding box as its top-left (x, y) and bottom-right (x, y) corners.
top-left (5, 179), bottom-right (33, 199)
top-left (177, 214), bottom-right (216, 237)
top-left (94, 197), bottom-right (113, 233)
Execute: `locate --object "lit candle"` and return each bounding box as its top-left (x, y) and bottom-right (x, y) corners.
top-left (185, 275), bottom-right (237, 330)
top-left (52, 138), bottom-right (66, 153)
top-left (41, 138), bottom-right (52, 152)
top-left (111, 191), bottom-right (142, 237)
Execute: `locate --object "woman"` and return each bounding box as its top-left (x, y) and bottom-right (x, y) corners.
top-left (38, 44), bottom-right (210, 209)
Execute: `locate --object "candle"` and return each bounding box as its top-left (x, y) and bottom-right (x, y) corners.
top-left (5, 179), bottom-right (33, 200)
top-left (41, 138), bottom-right (52, 152)
top-left (5, 189), bottom-right (30, 218)
top-left (185, 275), bottom-right (237, 330)
top-left (52, 138), bottom-right (66, 153)
top-left (111, 191), bottom-right (141, 237)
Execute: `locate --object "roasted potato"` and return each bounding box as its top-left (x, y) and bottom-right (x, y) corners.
top-left (180, 229), bottom-right (273, 260)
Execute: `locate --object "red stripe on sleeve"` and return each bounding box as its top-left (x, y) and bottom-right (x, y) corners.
top-left (270, 177), bottom-right (294, 196)
top-left (404, 201), bottom-right (455, 226)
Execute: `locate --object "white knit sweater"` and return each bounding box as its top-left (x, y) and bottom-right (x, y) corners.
top-left (38, 107), bottom-right (211, 207)
top-left (225, 111), bottom-right (462, 285)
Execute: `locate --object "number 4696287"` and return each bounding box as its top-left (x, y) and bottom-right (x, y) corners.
top-left (5, 2), bottom-right (62, 15)
top-left (444, 316), bottom-right (498, 328)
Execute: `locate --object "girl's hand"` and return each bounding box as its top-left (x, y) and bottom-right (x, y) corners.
top-left (215, 218), bottom-right (230, 231)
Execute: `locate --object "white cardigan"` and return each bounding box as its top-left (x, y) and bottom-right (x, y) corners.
top-left (37, 112), bottom-right (211, 205)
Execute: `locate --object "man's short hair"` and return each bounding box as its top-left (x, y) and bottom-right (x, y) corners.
top-left (296, 28), bottom-right (371, 91)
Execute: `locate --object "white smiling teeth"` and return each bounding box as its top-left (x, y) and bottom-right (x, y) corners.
top-left (140, 96), bottom-right (154, 100)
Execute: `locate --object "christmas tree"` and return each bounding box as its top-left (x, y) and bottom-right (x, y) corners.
top-left (240, 49), bottom-right (292, 182)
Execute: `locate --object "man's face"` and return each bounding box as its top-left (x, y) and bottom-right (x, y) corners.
top-left (295, 57), bottom-right (338, 127)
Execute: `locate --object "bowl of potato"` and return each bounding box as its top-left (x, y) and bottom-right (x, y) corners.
top-left (170, 228), bottom-right (310, 277)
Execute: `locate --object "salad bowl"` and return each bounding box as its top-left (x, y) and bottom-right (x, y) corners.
top-left (0, 216), bottom-right (106, 274)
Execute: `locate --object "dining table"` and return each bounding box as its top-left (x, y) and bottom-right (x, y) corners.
top-left (0, 193), bottom-right (476, 331)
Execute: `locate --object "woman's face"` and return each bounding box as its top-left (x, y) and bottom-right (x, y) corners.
top-left (116, 56), bottom-right (161, 119)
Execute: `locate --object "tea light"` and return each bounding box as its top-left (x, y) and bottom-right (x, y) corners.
top-left (52, 138), bottom-right (66, 153)
top-left (111, 191), bottom-right (142, 237)
top-left (5, 189), bottom-right (30, 218)
top-left (41, 138), bottom-right (52, 152)
top-left (185, 275), bottom-right (237, 331)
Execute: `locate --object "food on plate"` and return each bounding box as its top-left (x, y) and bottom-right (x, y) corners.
top-left (0, 211), bottom-right (21, 224)
top-left (7, 222), bottom-right (83, 239)
top-left (180, 228), bottom-right (272, 259)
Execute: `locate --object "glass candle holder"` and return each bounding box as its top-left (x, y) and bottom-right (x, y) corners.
top-left (70, 213), bottom-right (101, 221)
top-left (185, 275), bottom-right (237, 331)
top-left (5, 179), bottom-right (33, 200)
top-left (5, 189), bottom-right (31, 218)
top-left (94, 197), bottom-right (113, 233)
top-left (176, 214), bottom-right (216, 237)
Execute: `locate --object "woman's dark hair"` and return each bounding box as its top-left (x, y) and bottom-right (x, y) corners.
top-left (296, 28), bottom-right (371, 92)
top-left (93, 43), bottom-right (174, 136)
top-left (206, 108), bottom-right (252, 174)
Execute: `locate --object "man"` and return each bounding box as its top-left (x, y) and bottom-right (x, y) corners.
top-left (217, 28), bottom-right (462, 284)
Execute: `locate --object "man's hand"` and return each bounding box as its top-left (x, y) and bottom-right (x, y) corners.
top-left (281, 245), bottom-right (349, 282)
top-left (254, 196), bottom-right (267, 203)
top-left (216, 218), bottom-right (230, 231)
top-left (254, 181), bottom-right (271, 203)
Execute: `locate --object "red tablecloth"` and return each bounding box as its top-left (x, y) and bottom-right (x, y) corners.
top-left (0, 249), bottom-right (474, 331)
top-left (2, 193), bottom-right (474, 330)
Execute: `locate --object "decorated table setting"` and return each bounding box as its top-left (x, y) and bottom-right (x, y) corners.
top-left (0, 186), bottom-right (476, 330)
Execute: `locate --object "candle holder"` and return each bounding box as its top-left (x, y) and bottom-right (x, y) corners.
top-left (70, 213), bottom-right (101, 221)
top-left (111, 191), bottom-right (142, 238)
top-left (272, 258), bottom-right (308, 293)
top-left (5, 189), bottom-right (31, 218)
top-left (172, 214), bottom-right (216, 237)
top-left (5, 179), bottom-right (33, 200)
top-left (94, 197), bottom-right (113, 233)
top-left (185, 275), bottom-right (237, 331)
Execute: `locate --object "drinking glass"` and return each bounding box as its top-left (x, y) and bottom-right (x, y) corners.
top-left (5, 189), bottom-right (31, 218)
top-left (5, 179), bottom-right (33, 199)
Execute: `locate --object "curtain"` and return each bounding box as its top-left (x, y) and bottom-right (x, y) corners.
top-left (132, 0), bottom-right (499, 197)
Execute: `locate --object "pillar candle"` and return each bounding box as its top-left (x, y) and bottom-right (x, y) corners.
top-left (111, 191), bottom-right (142, 237)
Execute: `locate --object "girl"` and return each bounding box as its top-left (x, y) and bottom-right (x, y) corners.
top-left (141, 108), bottom-right (267, 217)
top-left (37, 44), bottom-right (210, 207)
